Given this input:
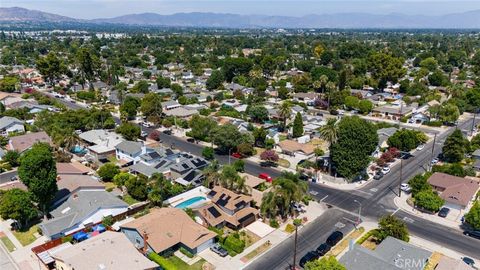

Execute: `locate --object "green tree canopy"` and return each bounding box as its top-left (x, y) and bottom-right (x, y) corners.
top-left (414, 190), bottom-right (444, 212)
top-left (97, 163), bottom-right (120, 182)
top-left (305, 256), bottom-right (347, 270)
top-left (374, 215), bottom-right (410, 242)
top-left (188, 115), bottom-right (218, 141)
top-left (0, 188), bottom-right (38, 229)
top-left (116, 122), bottom-right (141, 141)
top-left (206, 70), bottom-right (225, 90)
top-left (442, 129), bottom-right (468, 163)
top-left (140, 93), bottom-right (163, 122)
top-left (387, 129), bottom-right (427, 152)
top-left (292, 112), bottom-right (304, 138)
top-left (120, 96), bottom-right (140, 119)
top-left (330, 116), bottom-right (378, 180)
top-left (465, 201), bottom-right (480, 230)
top-left (18, 143), bottom-right (57, 215)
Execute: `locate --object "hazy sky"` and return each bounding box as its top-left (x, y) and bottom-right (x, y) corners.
top-left (2, 0), bottom-right (480, 19)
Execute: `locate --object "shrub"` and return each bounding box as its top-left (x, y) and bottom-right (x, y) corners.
top-left (425, 121), bottom-right (442, 127)
top-left (285, 224), bottom-right (296, 233)
top-left (97, 163), bottom-right (120, 182)
top-left (76, 91), bottom-right (97, 101)
top-left (356, 229), bottom-right (377, 244)
top-left (147, 253), bottom-right (177, 270)
top-left (269, 219), bottom-right (279, 228)
top-left (61, 235), bottom-right (73, 243)
top-left (223, 234), bottom-right (245, 254)
top-left (179, 247), bottom-right (194, 258)
top-left (414, 190), bottom-right (444, 212)
top-left (148, 130), bottom-right (161, 141)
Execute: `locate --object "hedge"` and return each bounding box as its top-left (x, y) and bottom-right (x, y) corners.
top-left (147, 252), bottom-right (177, 270)
top-left (356, 229), bottom-right (378, 245)
top-left (224, 235), bottom-right (245, 254)
top-left (179, 247), bottom-right (194, 258)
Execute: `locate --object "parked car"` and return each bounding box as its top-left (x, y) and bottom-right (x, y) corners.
top-left (231, 152), bottom-right (242, 159)
top-left (299, 251), bottom-right (319, 268)
top-left (141, 122), bottom-right (152, 128)
top-left (381, 166), bottom-right (391, 174)
top-left (186, 138), bottom-right (195, 143)
top-left (316, 243), bottom-right (331, 256)
top-left (10, 176), bottom-right (17, 181)
top-left (416, 144), bottom-right (425, 151)
top-left (438, 207), bottom-right (450, 218)
top-left (400, 183), bottom-right (411, 193)
top-left (373, 171), bottom-right (384, 180)
top-left (258, 173), bottom-right (273, 182)
top-left (210, 244), bottom-right (228, 257)
top-left (431, 158), bottom-right (439, 165)
top-left (462, 257), bottom-right (475, 266)
top-left (326, 231), bottom-right (344, 246)
top-left (464, 230), bottom-right (480, 240)
top-left (162, 129), bottom-right (172, 135)
top-left (260, 161), bottom-right (278, 167)
top-left (140, 131), bottom-right (148, 137)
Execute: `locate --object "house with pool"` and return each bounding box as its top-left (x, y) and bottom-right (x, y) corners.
top-left (120, 208), bottom-right (216, 256)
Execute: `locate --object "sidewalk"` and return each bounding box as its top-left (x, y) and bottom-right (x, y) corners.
top-left (410, 234), bottom-right (480, 263)
top-left (393, 194), bottom-right (463, 231)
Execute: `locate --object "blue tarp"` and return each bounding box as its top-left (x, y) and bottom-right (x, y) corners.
top-left (93, 224), bottom-right (106, 232)
top-left (72, 231), bottom-right (88, 241)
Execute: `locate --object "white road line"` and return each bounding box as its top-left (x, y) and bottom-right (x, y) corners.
top-left (391, 208), bottom-right (400, 216)
top-left (354, 190), bottom-right (374, 196)
top-left (320, 195), bottom-right (329, 202)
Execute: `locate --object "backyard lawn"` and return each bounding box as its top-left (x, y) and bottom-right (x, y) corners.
top-left (12, 225), bottom-right (38, 246)
top-left (122, 194), bottom-right (139, 205)
top-left (166, 256), bottom-right (206, 270)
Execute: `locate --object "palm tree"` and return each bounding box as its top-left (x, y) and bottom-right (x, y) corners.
top-left (319, 75), bottom-right (328, 93)
top-left (202, 160), bottom-right (221, 188)
top-left (318, 118), bottom-right (339, 174)
top-left (278, 102), bottom-right (292, 131)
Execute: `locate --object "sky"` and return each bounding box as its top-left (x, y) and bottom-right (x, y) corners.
top-left (2, 0), bottom-right (480, 19)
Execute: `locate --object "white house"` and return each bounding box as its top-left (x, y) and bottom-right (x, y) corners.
top-left (0, 116), bottom-right (24, 135)
top-left (115, 141), bottom-right (152, 166)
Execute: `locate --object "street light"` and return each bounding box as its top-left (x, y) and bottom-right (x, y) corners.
top-left (354, 200), bottom-right (362, 225)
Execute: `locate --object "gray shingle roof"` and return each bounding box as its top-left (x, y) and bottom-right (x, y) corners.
top-left (115, 141), bottom-right (143, 156)
top-left (39, 190), bottom-right (128, 238)
top-left (0, 116), bottom-right (23, 130)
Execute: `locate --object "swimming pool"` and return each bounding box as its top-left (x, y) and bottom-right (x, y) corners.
top-left (71, 145), bottom-right (87, 154)
top-left (174, 196), bottom-right (206, 209)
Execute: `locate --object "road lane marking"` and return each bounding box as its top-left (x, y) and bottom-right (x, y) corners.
top-left (335, 222), bottom-right (346, 228)
top-left (403, 217), bottom-right (414, 223)
top-left (391, 208), bottom-right (400, 216)
top-left (309, 190), bottom-right (319, 196)
top-left (320, 195), bottom-right (329, 202)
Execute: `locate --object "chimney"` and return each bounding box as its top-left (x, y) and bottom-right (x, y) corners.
top-left (142, 230), bottom-right (149, 255)
top-left (176, 157), bottom-right (180, 163)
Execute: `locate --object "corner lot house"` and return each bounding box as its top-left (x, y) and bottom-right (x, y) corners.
top-left (39, 190), bottom-right (128, 239)
top-left (0, 116), bottom-right (24, 135)
top-left (427, 172), bottom-right (480, 210)
top-left (340, 236), bottom-right (431, 270)
top-left (195, 186), bottom-right (259, 229)
top-left (8, 131), bottom-right (53, 153)
top-left (278, 139), bottom-right (315, 159)
top-left (50, 231), bottom-right (156, 270)
top-left (120, 208), bottom-right (216, 255)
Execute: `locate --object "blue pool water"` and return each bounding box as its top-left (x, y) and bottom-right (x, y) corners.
top-left (175, 196), bottom-right (206, 209)
top-left (71, 145), bottom-right (87, 154)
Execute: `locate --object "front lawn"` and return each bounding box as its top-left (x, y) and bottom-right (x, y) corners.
top-left (166, 256), bottom-right (206, 270)
top-left (0, 235), bottom-right (16, 252)
top-left (12, 225), bottom-right (38, 246)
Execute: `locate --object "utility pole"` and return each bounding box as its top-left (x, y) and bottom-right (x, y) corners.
top-left (292, 219), bottom-right (301, 270)
top-left (354, 200), bottom-right (362, 224)
top-left (429, 133), bottom-right (437, 171)
top-left (471, 110), bottom-right (477, 136)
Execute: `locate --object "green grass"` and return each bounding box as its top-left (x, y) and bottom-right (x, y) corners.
top-left (104, 182), bottom-right (117, 192)
top-left (165, 256), bottom-right (206, 270)
top-left (122, 194), bottom-right (139, 205)
top-left (12, 225), bottom-right (38, 246)
top-left (278, 158), bottom-right (291, 168)
top-left (0, 236), bottom-right (16, 252)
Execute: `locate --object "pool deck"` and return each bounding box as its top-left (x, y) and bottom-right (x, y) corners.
top-left (164, 186), bottom-right (211, 207)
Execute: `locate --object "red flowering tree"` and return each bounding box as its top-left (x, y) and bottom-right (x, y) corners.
top-left (260, 150), bottom-right (279, 162)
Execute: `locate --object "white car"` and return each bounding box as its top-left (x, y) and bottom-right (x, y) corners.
top-left (431, 158), bottom-right (439, 165)
top-left (416, 144), bottom-right (425, 151)
top-left (381, 166), bottom-right (391, 174)
top-left (400, 183), bottom-right (411, 193)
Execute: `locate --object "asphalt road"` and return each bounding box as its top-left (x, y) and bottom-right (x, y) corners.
top-left (0, 170), bottom-right (18, 185)
top-left (245, 209), bottom-right (357, 270)
top-left (50, 94), bottom-right (480, 260)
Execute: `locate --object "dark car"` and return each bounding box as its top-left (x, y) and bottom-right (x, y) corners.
top-left (316, 243), bottom-right (331, 256)
top-left (326, 231), bottom-right (344, 246)
top-left (162, 129), bottom-right (172, 135)
top-left (373, 172), bottom-right (383, 180)
top-left (210, 244), bottom-right (228, 257)
top-left (186, 138), bottom-right (195, 143)
top-left (299, 251), bottom-right (319, 268)
top-left (462, 257), bottom-right (475, 266)
top-left (438, 207), bottom-right (450, 218)
top-left (464, 230), bottom-right (480, 240)
top-left (299, 174), bottom-right (309, 181)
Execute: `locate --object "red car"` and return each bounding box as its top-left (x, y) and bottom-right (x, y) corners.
top-left (258, 173), bottom-right (273, 182)
top-left (231, 152), bottom-right (243, 159)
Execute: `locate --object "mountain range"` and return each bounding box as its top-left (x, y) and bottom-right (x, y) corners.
top-left (1, 7), bottom-right (480, 29)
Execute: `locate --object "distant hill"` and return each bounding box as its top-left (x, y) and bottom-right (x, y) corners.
top-left (0, 7), bottom-right (79, 23)
top-left (2, 7), bottom-right (480, 29)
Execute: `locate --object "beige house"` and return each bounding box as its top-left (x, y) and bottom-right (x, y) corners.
top-left (427, 172), bottom-right (480, 210)
top-left (242, 173), bottom-right (271, 205)
top-left (278, 139), bottom-right (316, 159)
top-left (51, 231), bottom-right (156, 270)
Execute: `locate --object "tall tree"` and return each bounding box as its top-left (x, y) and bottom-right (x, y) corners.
top-left (292, 112), bottom-right (304, 138)
top-left (305, 256), bottom-right (346, 270)
top-left (373, 215), bottom-right (410, 242)
top-left (120, 96), bottom-right (140, 120)
top-left (76, 47), bottom-right (100, 89)
top-left (0, 189), bottom-right (38, 229)
top-left (18, 143), bottom-right (57, 218)
top-left (278, 102), bottom-right (292, 131)
top-left (442, 129), bottom-right (468, 163)
top-left (36, 52), bottom-right (65, 86)
top-left (140, 93), bottom-right (163, 124)
top-left (318, 118), bottom-right (339, 146)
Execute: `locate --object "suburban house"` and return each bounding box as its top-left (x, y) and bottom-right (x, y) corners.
top-left (49, 231), bottom-right (156, 270)
top-left (427, 172), bottom-right (480, 210)
top-left (53, 174), bottom-right (105, 207)
top-left (372, 105), bottom-right (414, 120)
top-left (278, 139), bottom-right (315, 159)
top-left (434, 256), bottom-right (473, 270)
top-left (409, 112), bottom-right (430, 124)
top-left (377, 127), bottom-right (398, 149)
top-left (161, 100), bottom-right (181, 111)
top-left (56, 162), bottom-right (93, 175)
top-left (241, 173), bottom-right (271, 205)
top-left (8, 131), bottom-right (53, 153)
top-left (293, 92), bottom-right (319, 104)
top-left (115, 141), bottom-right (153, 166)
top-left (195, 186), bottom-right (259, 229)
top-left (79, 129), bottom-right (124, 161)
top-left (339, 236), bottom-right (432, 270)
top-left (0, 116), bottom-right (24, 135)
top-left (163, 106), bottom-right (199, 119)
top-left (120, 208), bottom-right (216, 255)
top-left (39, 190), bottom-right (128, 239)
top-left (472, 149), bottom-right (480, 160)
